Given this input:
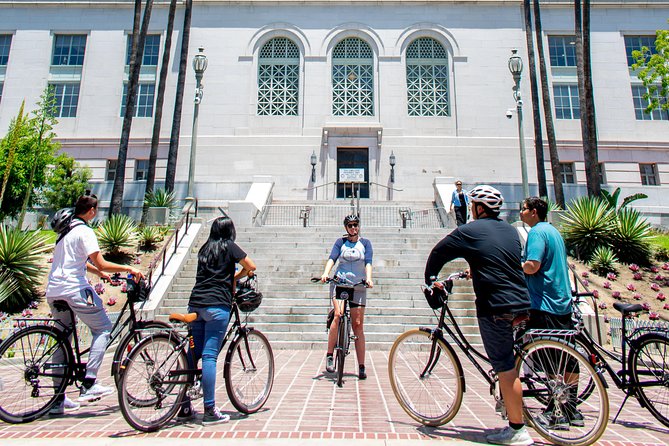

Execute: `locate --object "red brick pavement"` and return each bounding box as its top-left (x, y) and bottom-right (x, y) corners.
top-left (0, 350), bottom-right (667, 445)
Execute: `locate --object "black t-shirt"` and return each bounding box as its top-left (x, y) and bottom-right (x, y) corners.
top-left (189, 242), bottom-right (247, 307)
top-left (424, 217), bottom-right (530, 317)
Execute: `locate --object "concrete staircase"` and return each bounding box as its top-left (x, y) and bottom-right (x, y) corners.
top-left (155, 223), bottom-right (481, 350)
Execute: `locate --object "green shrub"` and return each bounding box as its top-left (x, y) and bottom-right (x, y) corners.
top-left (589, 246), bottom-right (619, 276)
top-left (654, 246), bottom-right (669, 262)
top-left (610, 207), bottom-right (654, 266)
top-left (137, 225), bottom-right (163, 250)
top-left (561, 196), bottom-right (615, 261)
top-left (96, 214), bottom-right (138, 254)
top-left (43, 153), bottom-right (92, 210)
top-left (0, 226), bottom-right (50, 313)
top-left (144, 188), bottom-right (177, 209)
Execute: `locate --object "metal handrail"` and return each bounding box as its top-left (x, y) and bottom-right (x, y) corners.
top-left (145, 198), bottom-right (198, 293)
top-left (369, 181), bottom-right (404, 192)
top-left (305, 181), bottom-right (337, 192)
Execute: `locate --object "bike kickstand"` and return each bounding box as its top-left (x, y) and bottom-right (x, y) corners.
top-left (612, 393), bottom-right (632, 424)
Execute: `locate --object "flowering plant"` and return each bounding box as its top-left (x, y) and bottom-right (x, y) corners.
top-left (607, 272), bottom-right (617, 281)
top-left (633, 293), bottom-right (642, 300)
top-left (626, 283), bottom-right (636, 291)
top-left (649, 312), bottom-right (660, 321)
top-left (642, 302), bottom-right (651, 311)
top-left (612, 291), bottom-right (621, 299)
top-left (629, 264), bottom-right (640, 272)
top-left (651, 283), bottom-right (661, 292)
top-left (94, 282), bottom-right (105, 295)
top-left (633, 272), bottom-right (643, 280)
top-left (581, 271), bottom-right (590, 278)
top-left (603, 281), bottom-right (611, 289)
top-left (592, 290), bottom-right (599, 298)
top-left (651, 266), bottom-right (659, 273)
top-left (657, 293), bottom-right (666, 302)
top-left (106, 297), bottom-right (117, 306)
top-left (598, 302), bottom-right (608, 309)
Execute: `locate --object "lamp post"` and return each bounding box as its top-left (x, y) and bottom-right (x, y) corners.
top-left (389, 151), bottom-right (396, 183)
top-left (310, 151), bottom-right (317, 183)
top-left (187, 47), bottom-right (208, 199)
top-left (508, 49), bottom-right (529, 198)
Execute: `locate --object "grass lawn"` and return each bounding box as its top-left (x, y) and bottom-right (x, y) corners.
top-left (652, 232), bottom-right (669, 251)
top-left (39, 229), bottom-right (57, 245)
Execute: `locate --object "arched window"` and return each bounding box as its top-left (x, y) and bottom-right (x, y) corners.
top-left (332, 37), bottom-right (374, 116)
top-left (257, 37), bottom-right (299, 116)
top-left (406, 38), bottom-right (449, 116)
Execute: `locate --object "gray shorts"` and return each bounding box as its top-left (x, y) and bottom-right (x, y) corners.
top-left (329, 283), bottom-right (367, 307)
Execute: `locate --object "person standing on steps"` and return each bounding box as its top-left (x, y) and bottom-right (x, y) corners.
top-left (321, 214), bottom-right (374, 380)
top-left (450, 180), bottom-right (470, 226)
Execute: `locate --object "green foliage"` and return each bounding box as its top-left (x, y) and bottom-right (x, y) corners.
top-left (0, 226), bottom-right (50, 314)
top-left (589, 246), bottom-right (619, 277)
top-left (96, 214), bottom-right (138, 255)
top-left (632, 24), bottom-right (669, 115)
top-left (0, 101), bottom-right (27, 208)
top-left (144, 188), bottom-right (177, 209)
top-left (610, 207), bottom-right (654, 266)
top-left (540, 196), bottom-right (563, 212)
top-left (600, 187), bottom-right (648, 213)
top-left (43, 153), bottom-right (92, 210)
top-left (654, 246), bottom-right (669, 262)
top-left (137, 225), bottom-right (163, 250)
top-left (561, 196), bottom-right (615, 261)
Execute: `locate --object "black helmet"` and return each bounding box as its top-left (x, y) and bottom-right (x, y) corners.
top-left (343, 214), bottom-right (360, 226)
top-left (50, 208), bottom-right (75, 234)
top-left (235, 276), bottom-right (263, 312)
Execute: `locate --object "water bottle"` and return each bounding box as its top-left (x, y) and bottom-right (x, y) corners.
top-left (126, 273), bottom-right (137, 297)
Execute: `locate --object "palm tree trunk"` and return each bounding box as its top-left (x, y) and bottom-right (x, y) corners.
top-left (164, 0), bottom-right (192, 193)
top-left (533, 0), bottom-right (565, 208)
top-left (523, 0), bottom-right (547, 198)
top-left (142, 0), bottom-right (177, 223)
top-left (576, 0), bottom-right (601, 197)
top-left (110, 0), bottom-right (154, 215)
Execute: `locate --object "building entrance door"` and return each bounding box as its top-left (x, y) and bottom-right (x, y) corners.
top-left (337, 147), bottom-right (369, 199)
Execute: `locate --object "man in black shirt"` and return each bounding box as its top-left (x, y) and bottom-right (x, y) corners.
top-left (425, 185), bottom-right (532, 446)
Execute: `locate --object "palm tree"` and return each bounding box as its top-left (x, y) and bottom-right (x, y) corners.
top-left (523, 0), bottom-right (547, 198)
top-left (165, 0), bottom-right (193, 193)
top-left (575, 0), bottom-right (601, 197)
top-left (110, 0), bottom-right (154, 215)
top-left (142, 0), bottom-right (177, 223)
top-left (533, 0), bottom-right (565, 208)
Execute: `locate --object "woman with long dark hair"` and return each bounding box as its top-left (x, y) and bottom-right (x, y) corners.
top-left (179, 216), bottom-right (256, 425)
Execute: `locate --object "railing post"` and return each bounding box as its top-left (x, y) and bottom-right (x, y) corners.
top-left (299, 207), bottom-right (310, 227)
top-left (174, 228), bottom-right (179, 254)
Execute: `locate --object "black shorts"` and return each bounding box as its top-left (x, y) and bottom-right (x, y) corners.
top-left (528, 310), bottom-right (579, 375)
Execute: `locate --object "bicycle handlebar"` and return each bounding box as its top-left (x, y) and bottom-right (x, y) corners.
top-left (311, 277), bottom-right (370, 287)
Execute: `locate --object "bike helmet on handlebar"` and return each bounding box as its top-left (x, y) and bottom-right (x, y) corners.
top-left (467, 185), bottom-right (504, 211)
top-left (235, 276), bottom-right (263, 312)
top-left (343, 214), bottom-right (360, 226)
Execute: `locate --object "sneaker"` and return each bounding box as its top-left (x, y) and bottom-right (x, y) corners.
top-left (486, 426), bottom-right (534, 446)
top-left (535, 410), bottom-right (570, 431)
top-left (202, 406), bottom-right (230, 426)
top-left (325, 355), bottom-right (335, 373)
top-left (78, 383), bottom-right (114, 402)
top-left (49, 396), bottom-right (81, 415)
top-left (177, 404), bottom-right (196, 422)
top-left (358, 365), bottom-right (367, 380)
top-left (567, 408), bottom-right (585, 427)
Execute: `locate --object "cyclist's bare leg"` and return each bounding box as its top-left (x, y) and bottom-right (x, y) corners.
top-left (350, 306), bottom-right (366, 366)
top-left (498, 368), bottom-right (524, 424)
top-left (327, 299), bottom-right (345, 354)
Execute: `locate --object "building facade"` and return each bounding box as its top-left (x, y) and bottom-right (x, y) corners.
top-left (0, 0), bottom-right (668, 215)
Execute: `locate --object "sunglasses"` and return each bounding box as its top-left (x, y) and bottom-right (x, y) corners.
top-left (347, 223), bottom-right (359, 228)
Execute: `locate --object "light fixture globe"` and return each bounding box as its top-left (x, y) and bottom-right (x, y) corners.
top-left (508, 49), bottom-right (523, 77)
top-left (193, 47), bottom-right (208, 75)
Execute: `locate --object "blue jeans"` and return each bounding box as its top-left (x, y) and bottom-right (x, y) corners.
top-left (188, 305), bottom-right (231, 408)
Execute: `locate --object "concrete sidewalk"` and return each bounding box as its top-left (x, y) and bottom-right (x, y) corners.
top-left (1, 350), bottom-right (668, 445)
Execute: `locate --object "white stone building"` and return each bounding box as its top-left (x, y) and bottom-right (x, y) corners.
top-left (0, 0), bottom-right (668, 218)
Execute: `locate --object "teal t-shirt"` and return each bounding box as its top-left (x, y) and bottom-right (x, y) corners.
top-left (525, 222), bottom-right (572, 315)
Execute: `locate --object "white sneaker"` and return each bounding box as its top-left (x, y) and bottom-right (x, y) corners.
top-left (325, 355), bottom-right (335, 373)
top-left (78, 383), bottom-right (114, 402)
top-left (50, 396), bottom-right (81, 415)
top-left (486, 426), bottom-right (534, 446)
top-left (202, 407), bottom-right (230, 426)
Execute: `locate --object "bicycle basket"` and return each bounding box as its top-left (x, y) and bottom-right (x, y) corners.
top-left (126, 278), bottom-right (151, 303)
top-left (423, 281), bottom-right (451, 310)
top-left (335, 285), bottom-right (354, 301)
top-left (235, 276), bottom-right (263, 312)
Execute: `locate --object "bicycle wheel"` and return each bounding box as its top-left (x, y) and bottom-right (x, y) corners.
top-left (517, 338), bottom-right (609, 446)
top-left (388, 328), bottom-right (464, 426)
top-left (335, 315), bottom-right (347, 387)
top-left (0, 325), bottom-right (72, 423)
top-left (112, 320), bottom-right (171, 387)
top-left (629, 333), bottom-right (669, 428)
top-left (118, 333), bottom-right (188, 432)
top-left (224, 329), bottom-right (274, 413)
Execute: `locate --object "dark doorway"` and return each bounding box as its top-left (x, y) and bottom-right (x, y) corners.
top-left (337, 147), bottom-right (369, 199)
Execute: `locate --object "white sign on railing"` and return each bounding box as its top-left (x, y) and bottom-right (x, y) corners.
top-left (339, 168), bottom-right (365, 183)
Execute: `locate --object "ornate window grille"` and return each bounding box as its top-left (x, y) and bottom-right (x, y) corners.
top-left (406, 38), bottom-right (449, 116)
top-left (257, 38), bottom-right (299, 116)
top-left (332, 37), bottom-right (374, 116)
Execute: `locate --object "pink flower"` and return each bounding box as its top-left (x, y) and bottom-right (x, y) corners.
top-left (627, 283), bottom-right (637, 291)
top-left (47, 257), bottom-right (53, 263)
top-left (612, 291), bottom-right (621, 299)
top-left (664, 303), bottom-right (669, 310)
top-left (663, 263), bottom-right (669, 271)
top-left (603, 281), bottom-right (611, 289)
top-left (106, 297), bottom-right (117, 306)
top-left (599, 302), bottom-right (608, 309)
top-left (633, 293), bottom-right (643, 300)
top-left (657, 293), bottom-right (666, 302)
top-left (649, 312), bottom-right (660, 320)
top-left (642, 302), bottom-right (651, 311)
top-left (655, 274), bottom-right (664, 281)
top-left (583, 279), bottom-right (589, 287)
top-left (651, 266), bottom-right (660, 273)
top-left (633, 272), bottom-right (643, 280)
top-left (21, 309), bottom-right (33, 318)
top-left (592, 289), bottom-right (599, 298)
top-left (94, 283), bottom-right (105, 295)
top-left (581, 271), bottom-right (590, 278)
top-left (629, 264), bottom-right (640, 272)
top-left (121, 282), bottom-right (127, 293)
top-left (651, 283), bottom-right (661, 292)
top-left (607, 272), bottom-right (617, 281)
top-left (134, 257), bottom-right (142, 265)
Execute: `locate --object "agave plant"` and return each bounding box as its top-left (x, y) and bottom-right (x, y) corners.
top-left (137, 225), bottom-right (163, 249)
top-left (144, 188), bottom-right (177, 209)
top-left (541, 196), bottom-right (563, 212)
top-left (561, 196), bottom-right (615, 261)
top-left (609, 207), bottom-right (654, 266)
top-left (0, 226), bottom-right (50, 314)
top-left (96, 214), bottom-right (138, 254)
top-left (589, 245), bottom-right (618, 277)
top-left (600, 187), bottom-right (647, 213)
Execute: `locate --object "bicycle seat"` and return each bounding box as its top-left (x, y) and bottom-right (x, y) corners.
top-left (613, 302), bottom-right (643, 315)
top-left (169, 313), bottom-right (198, 324)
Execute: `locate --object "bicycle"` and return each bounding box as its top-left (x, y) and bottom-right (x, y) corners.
top-left (117, 285), bottom-right (275, 432)
top-left (312, 276), bottom-right (368, 387)
top-left (388, 272), bottom-right (609, 446)
top-left (567, 266), bottom-right (669, 428)
top-left (0, 275), bottom-right (169, 423)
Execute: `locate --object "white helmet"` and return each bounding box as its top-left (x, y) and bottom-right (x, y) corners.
top-left (468, 185), bottom-right (504, 210)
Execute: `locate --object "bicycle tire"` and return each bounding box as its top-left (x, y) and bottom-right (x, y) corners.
top-left (224, 329), bottom-right (274, 414)
top-left (0, 325), bottom-right (72, 423)
top-left (111, 320), bottom-right (171, 388)
top-left (629, 333), bottom-right (669, 428)
top-left (517, 338), bottom-right (609, 446)
top-left (117, 333), bottom-right (188, 432)
top-left (335, 314), bottom-right (347, 387)
top-left (388, 328), bottom-right (464, 427)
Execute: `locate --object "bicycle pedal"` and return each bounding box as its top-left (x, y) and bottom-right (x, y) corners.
top-left (350, 335), bottom-right (358, 341)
